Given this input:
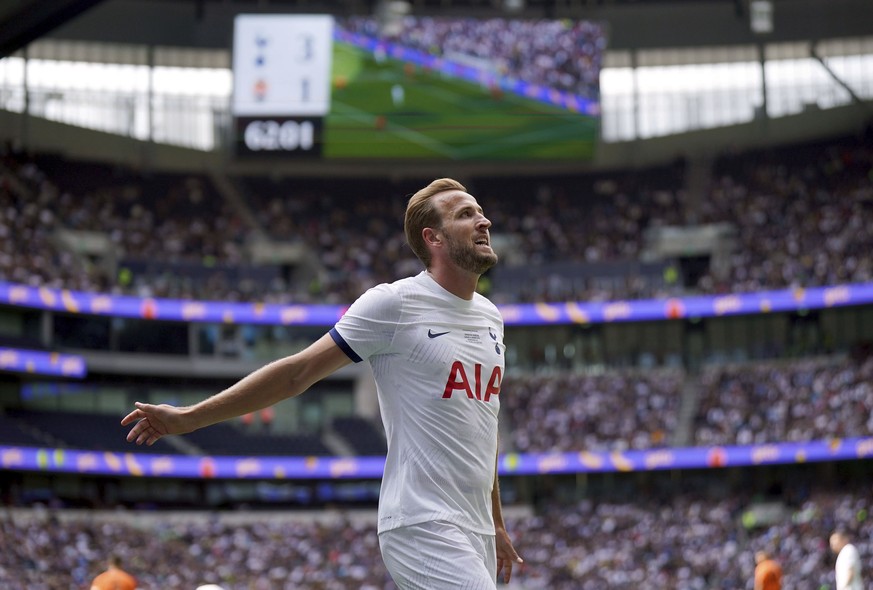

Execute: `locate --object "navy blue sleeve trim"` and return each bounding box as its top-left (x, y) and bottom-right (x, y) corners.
top-left (329, 327), bottom-right (363, 363)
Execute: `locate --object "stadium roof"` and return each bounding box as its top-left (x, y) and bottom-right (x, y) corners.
top-left (0, 0), bottom-right (105, 58)
top-left (0, 0), bottom-right (869, 58)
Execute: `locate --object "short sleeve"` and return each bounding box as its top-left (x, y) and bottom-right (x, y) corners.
top-left (331, 283), bottom-right (401, 362)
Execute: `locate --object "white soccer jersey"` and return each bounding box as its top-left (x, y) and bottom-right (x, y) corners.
top-left (330, 271), bottom-right (505, 535)
top-left (836, 543), bottom-right (863, 590)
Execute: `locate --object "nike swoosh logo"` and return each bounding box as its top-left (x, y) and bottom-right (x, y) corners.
top-left (428, 329), bottom-right (450, 338)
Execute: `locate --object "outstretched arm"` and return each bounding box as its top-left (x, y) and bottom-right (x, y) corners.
top-left (121, 333), bottom-right (352, 446)
top-left (493, 447), bottom-right (523, 584)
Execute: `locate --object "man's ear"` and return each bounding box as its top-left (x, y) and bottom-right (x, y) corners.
top-left (423, 227), bottom-right (441, 246)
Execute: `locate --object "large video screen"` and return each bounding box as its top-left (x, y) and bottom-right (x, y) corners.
top-left (232, 14), bottom-right (606, 160)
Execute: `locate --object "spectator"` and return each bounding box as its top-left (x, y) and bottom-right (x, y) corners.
top-left (89, 555), bottom-right (137, 590)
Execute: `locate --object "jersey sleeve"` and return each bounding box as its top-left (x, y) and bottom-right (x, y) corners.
top-left (330, 283), bottom-right (401, 363)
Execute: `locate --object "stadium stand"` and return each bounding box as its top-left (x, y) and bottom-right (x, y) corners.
top-left (1, 483), bottom-right (869, 589)
top-left (507, 486), bottom-right (873, 590)
top-left (502, 368), bottom-right (684, 453)
top-left (693, 354), bottom-right (873, 446)
top-left (3, 134), bottom-right (871, 305)
top-left (1, 1), bottom-right (872, 589)
top-left (4, 351), bottom-right (872, 458)
top-left (4, 124), bottom-right (873, 465)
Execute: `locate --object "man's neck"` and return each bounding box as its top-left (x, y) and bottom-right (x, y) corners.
top-left (426, 266), bottom-right (479, 300)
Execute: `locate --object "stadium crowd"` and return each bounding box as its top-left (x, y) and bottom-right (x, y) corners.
top-left (0, 149), bottom-right (253, 301)
top-left (509, 487), bottom-right (871, 590)
top-left (0, 510), bottom-right (390, 590)
top-left (0, 150), bottom-right (104, 293)
top-left (501, 368), bottom-right (684, 453)
top-left (339, 16), bottom-right (606, 100)
top-left (693, 355), bottom-right (873, 446)
top-left (2, 136), bottom-right (871, 307)
top-left (485, 136), bottom-right (873, 302)
top-left (238, 175), bottom-right (422, 304)
top-left (1, 486), bottom-right (869, 589)
top-left (498, 352), bottom-right (873, 454)
top-left (692, 138), bottom-right (873, 295)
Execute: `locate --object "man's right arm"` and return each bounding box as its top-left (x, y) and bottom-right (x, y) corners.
top-left (121, 333), bottom-right (353, 446)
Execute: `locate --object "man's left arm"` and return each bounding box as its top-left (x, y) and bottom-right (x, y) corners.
top-left (493, 446), bottom-right (523, 584)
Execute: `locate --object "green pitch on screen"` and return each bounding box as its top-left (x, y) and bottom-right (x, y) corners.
top-left (324, 42), bottom-right (598, 160)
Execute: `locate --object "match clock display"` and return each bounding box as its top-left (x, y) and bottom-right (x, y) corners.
top-left (232, 14), bottom-right (334, 156)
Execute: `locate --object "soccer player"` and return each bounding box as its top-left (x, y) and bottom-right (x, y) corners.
top-left (122, 178), bottom-right (523, 588)
top-left (830, 530), bottom-right (863, 590)
top-left (89, 555), bottom-right (137, 590)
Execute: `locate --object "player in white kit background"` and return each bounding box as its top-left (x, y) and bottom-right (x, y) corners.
top-left (830, 530), bottom-right (863, 590)
top-left (122, 178), bottom-right (523, 588)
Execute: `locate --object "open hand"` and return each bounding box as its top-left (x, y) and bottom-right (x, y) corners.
top-left (121, 402), bottom-right (189, 446)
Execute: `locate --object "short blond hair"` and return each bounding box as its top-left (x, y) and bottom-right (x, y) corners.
top-left (404, 178), bottom-right (466, 267)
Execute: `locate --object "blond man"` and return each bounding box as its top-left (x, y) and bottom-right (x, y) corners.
top-left (123, 178), bottom-right (522, 588)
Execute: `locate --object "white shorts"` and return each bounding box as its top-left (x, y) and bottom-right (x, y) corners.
top-left (379, 520), bottom-right (497, 589)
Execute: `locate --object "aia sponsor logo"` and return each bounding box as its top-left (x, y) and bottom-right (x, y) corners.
top-left (442, 361), bottom-right (501, 402)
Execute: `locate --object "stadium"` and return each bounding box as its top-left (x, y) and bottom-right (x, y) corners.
top-left (1, 0), bottom-right (872, 588)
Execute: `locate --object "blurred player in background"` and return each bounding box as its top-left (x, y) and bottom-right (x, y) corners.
top-left (753, 550), bottom-right (782, 590)
top-left (830, 530), bottom-right (863, 590)
top-left (89, 555), bottom-right (137, 590)
top-left (122, 178), bottom-right (522, 588)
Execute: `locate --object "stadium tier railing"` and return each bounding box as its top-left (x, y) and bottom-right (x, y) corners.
top-left (1, 280), bottom-right (872, 326)
top-left (0, 347), bottom-right (86, 378)
top-left (2, 436), bottom-right (873, 479)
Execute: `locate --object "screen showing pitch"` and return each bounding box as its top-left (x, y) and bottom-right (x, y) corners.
top-left (232, 14), bottom-right (606, 160)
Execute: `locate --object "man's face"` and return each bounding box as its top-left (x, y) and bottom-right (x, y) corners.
top-left (434, 190), bottom-right (498, 275)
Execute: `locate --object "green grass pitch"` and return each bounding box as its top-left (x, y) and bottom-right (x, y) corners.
top-left (324, 42), bottom-right (599, 160)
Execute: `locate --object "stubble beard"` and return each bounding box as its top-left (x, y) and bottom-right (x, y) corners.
top-left (445, 234), bottom-right (498, 275)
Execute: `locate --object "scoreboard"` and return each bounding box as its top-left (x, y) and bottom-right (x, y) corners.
top-left (232, 14), bottom-right (334, 156)
top-left (230, 14), bottom-right (603, 161)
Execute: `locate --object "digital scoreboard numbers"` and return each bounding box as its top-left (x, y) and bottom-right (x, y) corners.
top-left (232, 14), bottom-right (334, 156)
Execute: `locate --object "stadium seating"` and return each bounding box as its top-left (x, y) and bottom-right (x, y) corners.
top-left (1, 4), bottom-right (871, 590)
top-left (4, 409), bottom-right (178, 455)
top-left (0, 412), bottom-right (48, 447)
top-left (181, 421), bottom-right (333, 457)
top-left (502, 368), bottom-right (684, 453)
top-left (3, 136), bottom-right (871, 304)
top-left (330, 416), bottom-right (388, 456)
top-left (693, 355), bottom-right (873, 446)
